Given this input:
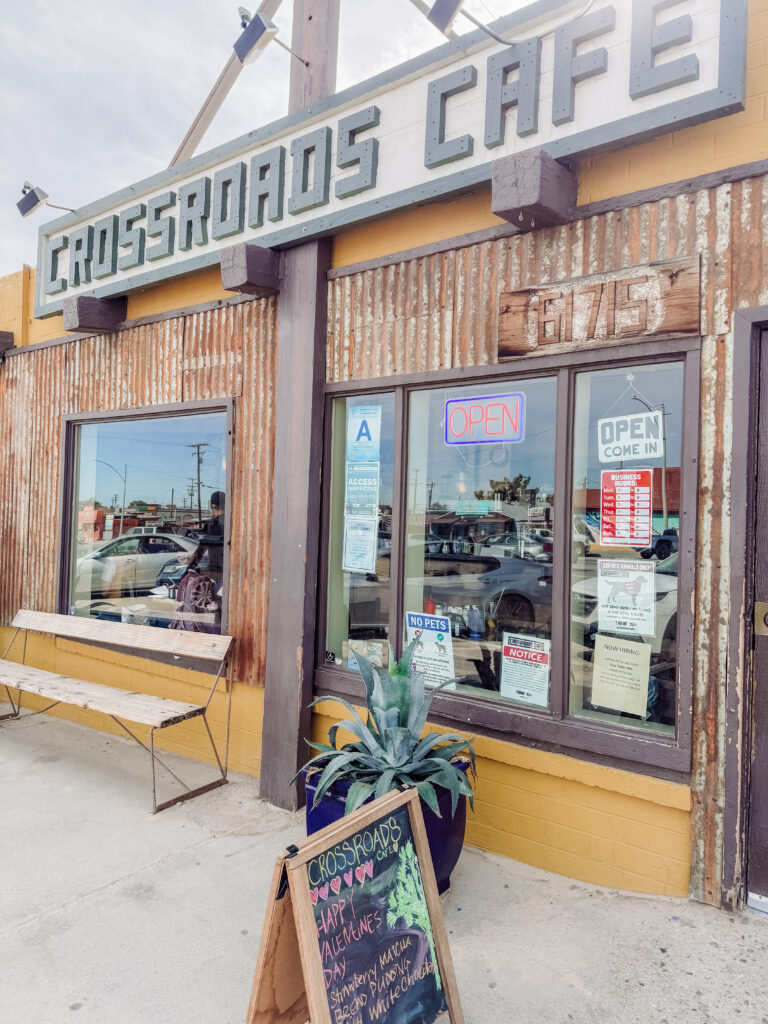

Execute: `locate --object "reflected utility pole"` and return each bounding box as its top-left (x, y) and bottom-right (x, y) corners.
top-left (95, 460), bottom-right (127, 537)
top-left (632, 396), bottom-right (668, 529)
top-left (189, 442), bottom-right (208, 526)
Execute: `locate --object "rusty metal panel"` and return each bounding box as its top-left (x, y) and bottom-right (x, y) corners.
top-left (221, 298), bottom-right (277, 685)
top-left (0, 300), bottom-right (276, 687)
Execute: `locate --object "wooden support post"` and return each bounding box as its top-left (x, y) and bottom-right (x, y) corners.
top-left (220, 243), bottom-right (281, 296)
top-left (62, 295), bottom-right (127, 334)
top-left (491, 149), bottom-right (577, 231)
top-left (259, 0), bottom-right (341, 810)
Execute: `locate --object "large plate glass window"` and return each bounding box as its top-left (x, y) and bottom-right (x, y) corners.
top-left (405, 378), bottom-right (556, 705)
top-left (324, 393), bottom-right (395, 670)
top-left (68, 410), bottom-right (227, 632)
top-left (570, 362), bottom-right (684, 736)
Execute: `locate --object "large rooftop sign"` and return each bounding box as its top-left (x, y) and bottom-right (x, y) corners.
top-left (35, 0), bottom-right (746, 318)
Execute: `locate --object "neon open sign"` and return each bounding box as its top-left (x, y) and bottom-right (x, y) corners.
top-left (444, 392), bottom-right (526, 446)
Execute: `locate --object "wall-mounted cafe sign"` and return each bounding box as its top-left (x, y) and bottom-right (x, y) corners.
top-left (35, 0), bottom-right (744, 318)
top-left (498, 257), bottom-right (700, 357)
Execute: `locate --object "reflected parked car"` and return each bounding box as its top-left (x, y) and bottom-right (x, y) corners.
top-left (349, 551), bottom-right (553, 639)
top-left (74, 533), bottom-right (198, 598)
top-left (640, 528), bottom-right (679, 561)
top-left (485, 530), bottom-right (551, 562)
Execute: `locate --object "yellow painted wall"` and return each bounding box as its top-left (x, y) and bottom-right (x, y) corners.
top-left (332, 0), bottom-right (768, 270)
top-left (0, 627), bottom-right (263, 778)
top-left (0, 266), bottom-right (231, 348)
top-left (312, 705), bottom-right (691, 898)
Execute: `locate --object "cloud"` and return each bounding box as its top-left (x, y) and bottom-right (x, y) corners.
top-left (0, 0), bottom-right (503, 279)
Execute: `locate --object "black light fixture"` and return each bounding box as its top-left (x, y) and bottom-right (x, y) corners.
top-left (17, 182), bottom-right (74, 218)
top-left (426, 0), bottom-right (464, 34)
top-left (410, 0), bottom-right (597, 45)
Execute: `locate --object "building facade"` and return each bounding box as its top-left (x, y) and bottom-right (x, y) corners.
top-left (2, 0), bottom-right (767, 910)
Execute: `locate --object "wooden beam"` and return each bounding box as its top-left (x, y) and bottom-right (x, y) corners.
top-left (260, 0), bottom-right (340, 811)
top-left (62, 295), bottom-right (127, 334)
top-left (220, 243), bottom-right (281, 296)
top-left (491, 149), bottom-right (577, 230)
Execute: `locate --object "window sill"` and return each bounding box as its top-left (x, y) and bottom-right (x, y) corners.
top-left (312, 664), bottom-right (691, 777)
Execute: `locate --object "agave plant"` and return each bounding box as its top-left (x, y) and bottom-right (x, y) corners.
top-left (301, 639), bottom-right (475, 816)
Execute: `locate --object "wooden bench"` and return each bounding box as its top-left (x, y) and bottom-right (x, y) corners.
top-left (0, 610), bottom-right (233, 813)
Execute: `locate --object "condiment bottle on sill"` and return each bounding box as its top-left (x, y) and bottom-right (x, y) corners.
top-left (424, 592), bottom-right (436, 615)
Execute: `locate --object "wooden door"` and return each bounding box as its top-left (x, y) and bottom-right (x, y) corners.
top-left (748, 330), bottom-right (768, 911)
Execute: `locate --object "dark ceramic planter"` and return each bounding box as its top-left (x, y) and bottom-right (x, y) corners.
top-left (303, 765), bottom-right (469, 895)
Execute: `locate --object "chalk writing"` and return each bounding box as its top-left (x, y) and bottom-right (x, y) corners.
top-left (308, 804), bottom-right (447, 1024)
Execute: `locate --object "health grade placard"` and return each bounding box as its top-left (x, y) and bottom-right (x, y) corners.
top-left (600, 469), bottom-right (652, 547)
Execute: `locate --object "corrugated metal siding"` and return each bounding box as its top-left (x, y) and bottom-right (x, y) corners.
top-left (327, 175), bottom-right (768, 905)
top-left (0, 299), bottom-right (276, 686)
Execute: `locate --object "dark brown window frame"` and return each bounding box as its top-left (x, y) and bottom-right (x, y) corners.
top-left (57, 398), bottom-right (234, 634)
top-left (314, 336), bottom-right (700, 775)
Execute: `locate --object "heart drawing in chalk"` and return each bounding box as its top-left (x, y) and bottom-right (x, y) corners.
top-left (310, 888), bottom-right (319, 905)
top-left (343, 870), bottom-right (354, 888)
top-left (319, 883), bottom-right (330, 901)
top-left (364, 860), bottom-right (373, 879)
top-left (330, 877), bottom-right (341, 895)
top-left (355, 865), bottom-right (366, 884)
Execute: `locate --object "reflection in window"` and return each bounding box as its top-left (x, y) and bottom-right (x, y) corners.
top-left (570, 363), bottom-right (683, 735)
top-left (325, 394), bottom-right (395, 670)
top-left (404, 378), bottom-right (556, 705)
top-left (69, 411), bottom-right (227, 632)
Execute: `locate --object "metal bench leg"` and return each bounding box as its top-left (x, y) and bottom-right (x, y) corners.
top-left (152, 714), bottom-right (229, 814)
top-left (109, 715), bottom-right (228, 814)
top-left (0, 684), bottom-right (21, 720)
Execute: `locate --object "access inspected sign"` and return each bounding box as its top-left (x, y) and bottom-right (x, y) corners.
top-left (597, 411), bottom-right (663, 463)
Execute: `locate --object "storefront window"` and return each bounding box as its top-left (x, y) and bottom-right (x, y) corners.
top-left (68, 410), bottom-right (228, 632)
top-left (404, 379), bottom-right (556, 705)
top-left (325, 394), bottom-right (395, 669)
top-left (319, 349), bottom-right (695, 769)
top-left (569, 363), bottom-right (683, 736)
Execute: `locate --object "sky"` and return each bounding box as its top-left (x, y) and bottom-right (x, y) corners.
top-left (0, 0), bottom-right (516, 280)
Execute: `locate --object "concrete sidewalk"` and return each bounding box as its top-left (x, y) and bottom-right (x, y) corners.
top-left (2, 709), bottom-right (768, 1024)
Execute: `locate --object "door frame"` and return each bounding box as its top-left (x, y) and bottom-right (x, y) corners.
top-left (725, 307), bottom-right (768, 909)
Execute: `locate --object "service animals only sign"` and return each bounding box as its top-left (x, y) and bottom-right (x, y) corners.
top-left (598, 411), bottom-right (664, 463)
top-left (35, 1), bottom-right (745, 317)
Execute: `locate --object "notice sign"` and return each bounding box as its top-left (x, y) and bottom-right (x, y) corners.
top-left (342, 516), bottom-right (378, 574)
top-left (598, 411), bottom-right (664, 463)
top-left (345, 461), bottom-right (380, 517)
top-left (444, 393), bottom-right (525, 446)
top-left (500, 632), bottom-right (550, 708)
top-left (600, 470), bottom-right (652, 547)
top-left (598, 560), bottom-right (656, 636)
top-left (405, 612), bottom-right (455, 688)
top-left (347, 405), bottom-right (382, 462)
top-left (591, 634), bottom-right (651, 718)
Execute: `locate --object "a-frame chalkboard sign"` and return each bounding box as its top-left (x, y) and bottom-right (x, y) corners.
top-left (246, 788), bottom-right (464, 1024)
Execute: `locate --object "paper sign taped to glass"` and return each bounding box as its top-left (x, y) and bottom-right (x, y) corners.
top-left (597, 560), bottom-right (656, 636)
top-left (590, 634), bottom-right (652, 718)
top-left (500, 632), bottom-right (550, 708)
top-left (347, 405), bottom-right (382, 462)
top-left (405, 612), bottom-right (456, 689)
top-left (345, 461), bottom-right (380, 516)
top-left (342, 516), bottom-right (378, 574)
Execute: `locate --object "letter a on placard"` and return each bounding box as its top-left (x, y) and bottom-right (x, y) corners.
top-left (356, 420), bottom-right (372, 442)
